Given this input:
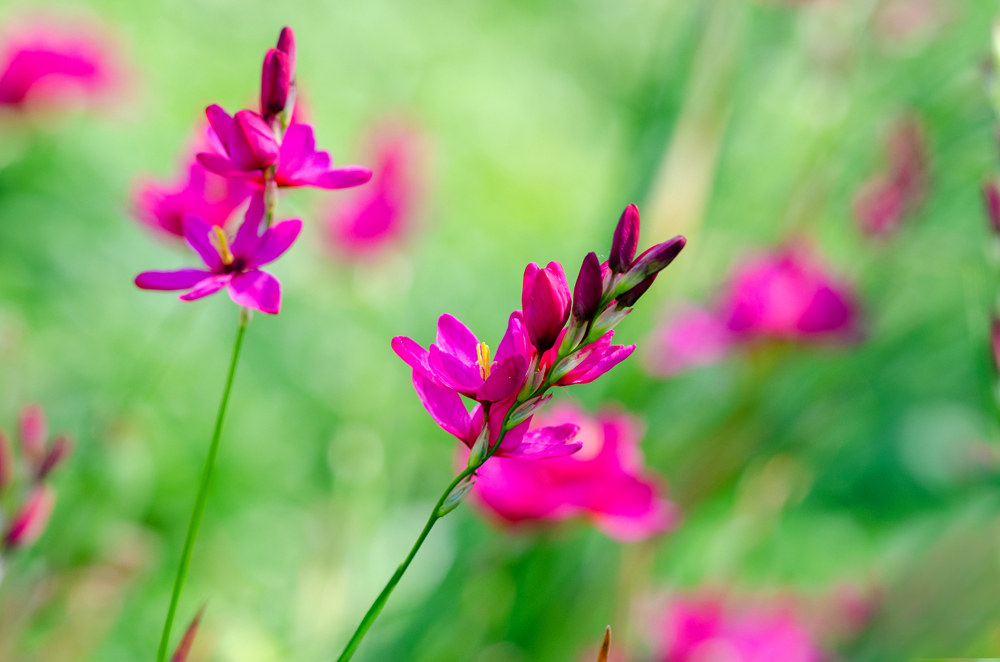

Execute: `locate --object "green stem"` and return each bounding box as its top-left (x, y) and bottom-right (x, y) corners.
top-left (155, 310), bottom-right (249, 662)
top-left (335, 465), bottom-right (478, 662)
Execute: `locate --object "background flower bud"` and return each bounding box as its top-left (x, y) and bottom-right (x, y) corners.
top-left (573, 251), bottom-right (602, 321)
top-left (984, 179), bottom-right (1000, 235)
top-left (260, 48), bottom-right (291, 121)
top-left (171, 606), bottom-right (205, 662)
top-left (276, 26), bottom-right (296, 78)
top-left (609, 203), bottom-right (640, 273)
top-left (38, 434), bottom-right (72, 480)
top-left (522, 262), bottom-right (571, 352)
top-left (5, 485), bottom-right (55, 549)
top-left (18, 403), bottom-right (47, 468)
top-left (992, 317), bottom-right (1000, 373)
top-left (0, 432), bottom-right (11, 491)
top-left (616, 235), bottom-right (686, 294)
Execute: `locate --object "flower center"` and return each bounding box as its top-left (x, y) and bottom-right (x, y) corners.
top-left (210, 226), bottom-right (235, 265)
top-left (476, 342), bottom-right (492, 380)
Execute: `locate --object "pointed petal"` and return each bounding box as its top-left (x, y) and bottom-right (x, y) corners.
top-left (477, 355), bottom-right (526, 402)
top-left (412, 372), bottom-right (473, 441)
top-left (170, 607), bottom-right (206, 662)
top-left (501, 424), bottom-right (582, 459)
top-left (228, 269), bottom-right (282, 314)
top-left (391, 336), bottom-right (434, 379)
top-left (495, 311), bottom-right (531, 363)
top-left (436, 314), bottom-right (479, 365)
top-left (135, 269), bottom-right (213, 291)
top-left (275, 123), bottom-right (314, 180)
top-left (312, 166), bottom-right (373, 189)
top-left (521, 262), bottom-right (539, 313)
top-left (196, 152), bottom-right (241, 176)
top-left (429, 345), bottom-right (483, 394)
top-left (179, 275), bottom-right (229, 301)
top-left (561, 344), bottom-right (635, 385)
top-left (205, 104), bottom-right (234, 141)
top-left (182, 215), bottom-right (223, 271)
top-left (248, 218), bottom-right (301, 267)
top-left (231, 193), bottom-right (265, 256)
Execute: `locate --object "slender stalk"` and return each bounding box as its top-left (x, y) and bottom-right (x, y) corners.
top-left (155, 310), bottom-right (249, 662)
top-left (335, 465), bottom-right (477, 662)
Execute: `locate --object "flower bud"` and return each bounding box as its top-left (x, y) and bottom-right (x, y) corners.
top-left (276, 26), bottom-right (296, 78)
top-left (19, 403), bottom-right (47, 468)
top-left (5, 485), bottom-right (55, 549)
top-left (0, 432), bottom-right (11, 491)
top-left (507, 394), bottom-right (552, 428)
top-left (615, 235), bottom-right (686, 295)
top-left (609, 204), bottom-right (640, 273)
top-left (522, 261), bottom-right (571, 352)
top-left (596, 626), bottom-right (611, 662)
top-left (984, 180), bottom-right (1000, 235)
top-left (207, 105), bottom-right (280, 172)
top-left (467, 426), bottom-right (490, 468)
top-left (37, 434), bottom-right (72, 480)
top-left (992, 317), bottom-right (1000, 373)
top-left (260, 48), bottom-right (291, 122)
top-left (171, 606), bottom-right (206, 662)
top-left (437, 475), bottom-right (476, 516)
top-left (573, 252), bottom-right (603, 321)
top-left (616, 273), bottom-right (656, 308)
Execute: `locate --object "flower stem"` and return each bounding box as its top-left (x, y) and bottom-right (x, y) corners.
top-left (155, 309), bottom-right (249, 662)
top-left (335, 464), bottom-right (478, 662)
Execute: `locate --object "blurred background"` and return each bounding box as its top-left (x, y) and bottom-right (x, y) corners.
top-left (0, 0), bottom-right (997, 660)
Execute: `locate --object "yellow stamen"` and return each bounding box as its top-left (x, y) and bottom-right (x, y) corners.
top-left (476, 342), bottom-right (491, 380)
top-left (210, 226), bottom-right (235, 265)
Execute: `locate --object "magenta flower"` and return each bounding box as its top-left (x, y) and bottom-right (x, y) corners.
top-left (134, 200), bottom-right (301, 315)
top-left (198, 108), bottom-right (371, 191)
top-left (0, 22), bottom-right (117, 109)
top-left (983, 179), bottom-right (1000, 235)
top-left (327, 126), bottom-right (424, 258)
top-left (469, 404), bottom-right (678, 541)
top-left (645, 305), bottom-right (735, 377)
top-left (4, 485), bottom-right (55, 549)
top-left (853, 115), bottom-right (927, 237)
top-left (133, 161), bottom-right (252, 237)
top-left (658, 595), bottom-right (823, 662)
top-left (522, 262), bottom-right (572, 352)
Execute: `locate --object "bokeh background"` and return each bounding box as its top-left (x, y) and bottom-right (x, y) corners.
top-left (0, 0), bottom-right (998, 660)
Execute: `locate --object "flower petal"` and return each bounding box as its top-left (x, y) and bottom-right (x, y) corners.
top-left (196, 153), bottom-right (240, 177)
top-left (429, 345), bottom-right (483, 394)
top-left (494, 311), bottom-right (532, 363)
top-left (275, 122), bottom-right (315, 180)
top-left (135, 268), bottom-right (213, 291)
top-left (312, 166), bottom-right (373, 189)
top-left (230, 192), bottom-right (265, 256)
top-left (391, 336), bottom-right (434, 379)
top-left (501, 423), bottom-right (581, 459)
top-left (227, 269), bottom-right (282, 314)
top-left (179, 275), bottom-right (229, 301)
top-left (476, 354), bottom-right (526, 403)
top-left (560, 344), bottom-right (635, 386)
top-left (182, 214), bottom-right (223, 271)
top-left (412, 372), bottom-right (473, 442)
top-left (592, 497), bottom-right (679, 542)
top-left (436, 314), bottom-right (479, 365)
top-left (248, 218), bottom-right (302, 268)
top-left (205, 104), bottom-right (234, 141)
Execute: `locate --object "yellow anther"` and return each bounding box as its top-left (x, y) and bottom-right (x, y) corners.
top-left (476, 342), bottom-right (491, 380)
top-left (210, 226), bottom-right (235, 265)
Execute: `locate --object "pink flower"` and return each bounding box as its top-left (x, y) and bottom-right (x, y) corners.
top-left (133, 161), bottom-right (253, 238)
top-left (470, 404), bottom-right (678, 542)
top-left (17, 403), bottom-right (71, 480)
top-left (4, 485), bottom-right (56, 549)
top-left (659, 596), bottom-right (823, 662)
top-left (0, 21), bottom-right (117, 109)
top-left (326, 126), bottom-right (424, 258)
top-left (522, 262), bottom-right (572, 352)
top-left (134, 199), bottom-right (301, 315)
top-left (198, 108), bottom-right (371, 191)
top-left (646, 306), bottom-right (735, 377)
top-left (853, 115), bottom-right (927, 237)
top-left (983, 179), bottom-right (1000, 236)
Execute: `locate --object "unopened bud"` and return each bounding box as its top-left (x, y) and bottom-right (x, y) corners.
top-left (0, 432), bottom-right (11, 491)
top-left (5, 485), bottom-right (55, 549)
top-left (573, 252), bottom-right (603, 321)
top-left (585, 307), bottom-right (631, 345)
top-left (616, 273), bottom-right (656, 308)
top-left (260, 48), bottom-right (291, 123)
top-left (984, 180), bottom-right (1000, 235)
top-left (467, 426), bottom-right (490, 469)
top-left (437, 475), bottom-right (476, 517)
top-left (609, 204), bottom-right (640, 273)
top-left (18, 404), bottom-right (47, 468)
top-left (615, 235), bottom-right (686, 295)
top-left (507, 394), bottom-right (552, 428)
top-left (171, 606), bottom-right (206, 662)
top-left (276, 26), bottom-right (296, 78)
top-left (37, 435), bottom-right (72, 480)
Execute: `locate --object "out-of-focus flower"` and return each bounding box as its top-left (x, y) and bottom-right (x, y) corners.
top-left (646, 248), bottom-right (858, 376)
top-left (658, 595), bottom-right (823, 662)
top-left (0, 432), bottom-right (12, 490)
top-left (4, 485), bottom-right (55, 549)
top-left (470, 404), bottom-right (678, 542)
top-left (982, 179), bottom-right (1000, 236)
top-left (134, 200), bottom-right (301, 315)
top-left (17, 403), bottom-right (72, 479)
top-left (200, 105), bottom-right (280, 175)
top-left (326, 126), bottom-right (425, 258)
top-left (0, 21), bottom-right (118, 110)
top-left (133, 161), bottom-right (253, 238)
top-left (991, 317), bottom-right (1000, 374)
top-left (853, 115), bottom-right (928, 237)
top-left (171, 607), bottom-right (205, 662)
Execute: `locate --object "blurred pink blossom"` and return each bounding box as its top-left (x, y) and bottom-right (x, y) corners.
top-left (469, 403), bottom-right (678, 542)
top-left (853, 115), bottom-right (928, 237)
top-left (658, 595), bottom-right (823, 662)
top-left (133, 161), bottom-right (252, 238)
top-left (327, 125), bottom-right (425, 258)
top-left (0, 20), bottom-right (118, 110)
top-left (646, 248), bottom-right (857, 376)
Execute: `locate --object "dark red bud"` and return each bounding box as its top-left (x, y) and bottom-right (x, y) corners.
top-left (171, 606), bottom-right (206, 662)
top-left (629, 235), bottom-right (686, 281)
top-left (37, 435), bottom-right (72, 480)
top-left (260, 49), bottom-right (291, 121)
top-left (5, 485), bottom-right (55, 549)
top-left (19, 403), bottom-right (46, 468)
top-left (276, 27), bottom-right (296, 78)
top-left (573, 252), bottom-right (603, 321)
top-left (984, 180), bottom-right (1000, 235)
top-left (609, 203), bottom-right (640, 273)
top-left (992, 317), bottom-right (1000, 374)
top-left (522, 262), bottom-right (571, 352)
top-left (616, 273), bottom-right (656, 308)
top-left (0, 432), bottom-right (11, 491)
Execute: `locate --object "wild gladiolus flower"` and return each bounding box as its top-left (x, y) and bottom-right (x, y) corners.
top-left (853, 115), bottom-right (927, 237)
top-left (4, 485), bottom-right (55, 549)
top-left (133, 161), bottom-right (252, 237)
top-left (134, 200), bottom-right (301, 315)
top-left (327, 125), bottom-right (424, 258)
top-left (470, 404), bottom-right (678, 541)
top-left (658, 595), bottom-right (823, 662)
top-left (0, 22), bottom-right (117, 109)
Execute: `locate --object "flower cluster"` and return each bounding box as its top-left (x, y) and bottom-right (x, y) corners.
top-left (469, 404), bottom-right (678, 541)
top-left (646, 247), bottom-right (858, 376)
top-left (133, 27), bottom-right (372, 314)
top-left (394, 203), bottom-right (685, 471)
top-left (0, 404), bottom-right (71, 553)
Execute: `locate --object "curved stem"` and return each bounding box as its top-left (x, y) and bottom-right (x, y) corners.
top-left (155, 310), bottom-right (249, 662)
top-left (335, 465), bottom-right (478, 662)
